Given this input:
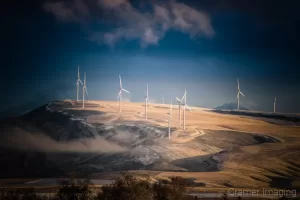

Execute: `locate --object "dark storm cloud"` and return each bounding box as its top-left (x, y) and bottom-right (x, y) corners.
top-left (42, 0), bottom-right (214, 47)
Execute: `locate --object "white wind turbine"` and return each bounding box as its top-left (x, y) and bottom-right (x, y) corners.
top-left (82, 72), bottom-right (88, 108)
top-left (273, 96), bottom-right (276, 114)
top-left (168, 100), bottom-right (173, 140)
top-left (76, 66), bottom-right (83, 101)
top-left (176, 90), bottom-right (188, 125)
top-left (182, 89), bottom-right (192, 130)
top-left (117, 75), bottom-right (130, 112)
top-left (176, 96), bottom-right (184, 125)
top-left (236, 78), bottom-right (245, 110)
top-left (144, 83), bottom-right (149, 121)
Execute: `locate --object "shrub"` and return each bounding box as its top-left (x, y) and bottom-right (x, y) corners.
top-left (55, 178), bottom-right (94, 200)
top-left (97, 172), bottom-right (153, 200)
top-left (97, 173), bottom-right (192, 200)
top-left (153, 177), bottom-right (191, 200)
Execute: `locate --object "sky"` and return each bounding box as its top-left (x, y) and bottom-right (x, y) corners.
top-left (2, 0), bottom-right (300, 117)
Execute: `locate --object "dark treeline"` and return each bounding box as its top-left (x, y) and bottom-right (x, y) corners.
top-left (0, 173), bottom-right (293, 200)
top-left (1, 172), bottom-right (194, 200)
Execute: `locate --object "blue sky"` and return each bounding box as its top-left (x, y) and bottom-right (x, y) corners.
top-left (2, 0), bottom-right (300, 115)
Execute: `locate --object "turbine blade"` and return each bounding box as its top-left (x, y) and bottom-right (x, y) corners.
top-left (78, 65), bottom-right (80, 78)
top-left (186, 104), bottom-right (192, 112)
top-left (79, 79), bottom-right (83, 85)
top-left (181, 89), bottom-right (187, 102)
top-left (83, 72), bottom-right (86, 85)
top-left (122, 88), bottom-right (130, 94)
top-left (85, 87), bottom-right (88, 96)
top-left (119, 75), bottom-right (122, 88)
top-left (239, 91), bottom-right (245, 96)
top-left (176, 97), bottom-right (181, 102)
top-left (117, 90), bottom-right (122, 98)
top-left (181, 93), bottom-right (185, 102)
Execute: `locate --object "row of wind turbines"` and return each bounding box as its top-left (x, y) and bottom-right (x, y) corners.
top-left (75, 67), bottom-right (278, 139)
top-left (117, 73), bottom-right (192, 130)
top-left (75, 66), bottom-right (192, 136)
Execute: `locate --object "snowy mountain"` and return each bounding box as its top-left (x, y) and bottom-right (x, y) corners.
top-left (215, 102), bottom-right (249, 111)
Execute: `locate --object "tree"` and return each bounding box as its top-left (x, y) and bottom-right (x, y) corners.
top-left (153, 177), bottom-right (191, 200)
top-left (222, 193), bottom-right (228, 200)
top-left (56, 178), bottom-right (93, 200)
top-left (97, 172), bottom-right (153, 200)
top-left (97, 173), bottom-right (193, 200)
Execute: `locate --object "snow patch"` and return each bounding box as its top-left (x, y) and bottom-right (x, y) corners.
top-left (130, 146), bottom-right (160, 165)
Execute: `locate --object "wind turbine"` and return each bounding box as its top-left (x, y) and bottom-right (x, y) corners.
top-left (182, 89), bottom-right (192, 130)
top-left (236, 78), bottom-right (245, 111)
top-left (76, 66), bottom-right (83, 101)
top-left (82, 72), bottom-right (88, 108)
top-left (176, 90), bottom-right (187, 125)
top-left (176, 96), bottom-right (183, 125)
top-left (145, 83), bottom-right (149, 121)
top-left (117, 75), bottom-right (130, 112)
top-left (273, 96), bottom-right (276, 114)
top-left (168, 100), bottom-right (172, 140)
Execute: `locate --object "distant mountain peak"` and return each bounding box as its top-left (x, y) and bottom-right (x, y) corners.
top-left (215, 102), bottom-right (249, 111)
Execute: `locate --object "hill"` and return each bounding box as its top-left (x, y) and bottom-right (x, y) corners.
top-left (215, 102), bottom-right (248, 110)
top-left (0, 100), bottom-right (299, 192)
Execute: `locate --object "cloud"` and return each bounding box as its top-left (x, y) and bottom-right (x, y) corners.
top-left (43, 0), bottom-right (89, 23)
top-left (98, 0), bottom-right (127, 8)
top-left (170, 2), bottom-right (214, 37)
top-left (0, 127), bottom-right (128, 153)
top-left (43, 0), bottom-right (214, 47)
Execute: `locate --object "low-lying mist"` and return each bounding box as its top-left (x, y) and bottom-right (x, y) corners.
top-left (0, 127), bottom-right (128, 153)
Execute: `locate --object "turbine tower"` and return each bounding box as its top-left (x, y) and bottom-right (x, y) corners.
top-left (145, 83), bottom-right (149, 121)
top-left (168, 100), bottom-right (172, 140)
top-left (176, 97), bottom-right (182, 124)
top-left (76, 66), bottom-right (83, 101)
top-left (176, 93), bottom-right (185, 125)
top-left (273, 96), bottom-right (276, 114)
top-left (236, 78), bottom-right (245, 110)
top-left (182, 89), bottom-right (192, 130)
top-left (82, 72), bottom-right (88, 108)
top-left (176, 91), bottom-right (187, 125)
top-left (117, 75), bottom-right (130, 112)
